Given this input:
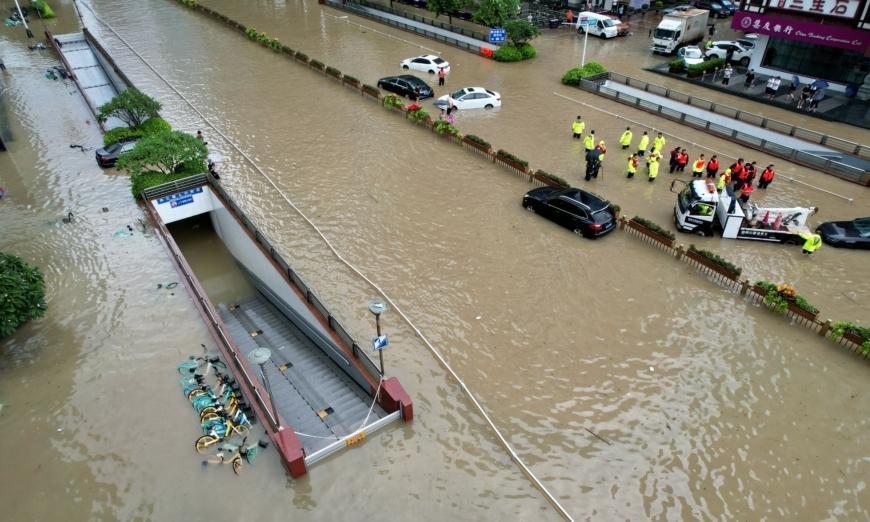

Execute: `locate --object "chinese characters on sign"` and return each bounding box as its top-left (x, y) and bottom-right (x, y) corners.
top-left (733, 11), bottom-right (867, 51)
top-left (767, 0), bottom-right (859, 18)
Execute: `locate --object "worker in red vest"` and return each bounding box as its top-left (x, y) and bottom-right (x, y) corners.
top-left (677, 149), bottom-right (689, 172)
top-left (705, 155), bottom-right (719, 178)
top-left (668, 146), bottom-right (681, 173)
top-left (692, 154), bottom-right (706, 178)
top-left (731, 158), bottom-right (746, 190)
top-left (738, 182), bottom-right (755, 204)
top-left (745, 161), bottom-right (758, 185)
top-left (758, 164), bottom-right (776, 189)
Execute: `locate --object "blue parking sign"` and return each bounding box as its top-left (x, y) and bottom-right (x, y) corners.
top-left (372, 334), bottom-right (389, 351)
top-left (488, 28), bottom-right (506, 44)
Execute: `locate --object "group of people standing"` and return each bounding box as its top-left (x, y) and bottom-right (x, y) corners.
top-left (570, 117), bottom-right (778, 205)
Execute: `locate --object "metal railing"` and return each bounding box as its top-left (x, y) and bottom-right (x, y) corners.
top-left (607, 72), bottom-right (870, 159)
top-left (353, 0), bottom-right (489, 41)
top-left (142, 173), bottom-right (209, 200)
top-left (578, 74), bottom-right (870, 186)
top-left (327, 1), bottom-right (488, 54)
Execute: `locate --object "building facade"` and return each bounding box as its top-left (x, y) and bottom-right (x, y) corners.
top-left (734, 0), bottom-right (870, 96)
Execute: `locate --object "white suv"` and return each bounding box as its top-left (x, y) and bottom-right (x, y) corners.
top-left (705, 41), bottom-right (753, 66)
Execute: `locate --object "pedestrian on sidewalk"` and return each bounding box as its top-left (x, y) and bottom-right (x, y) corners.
top-left (626, 153), bottom-right (639, 178)
top-left (744, 69), bottom-right (755, 89)
top-left (798, 84), bottom-right (811, 109)
top-left (758, 164), bottom-right (775, 189)
top-left (809, 88), bottom-right (824, 112)
top-left (677, 149), bottom-right (689, 172)
top-left (708, 24), bottom-right (715, 37)
top-left (692, 154), bottom-right (706, 178)
top-left (722, 64), bottom-right (733, 86)
top-left (787, 75), bottom-right (799, 101)
top-left (668, 146), bottom-right (681, 173)
top-left (437, 67), bottom-right (446, 87)
top-left (566, 9), bottom-right (574, 24)
top-left (572, 115), bottom-right (585, 140)
top-left (647, 153), bottom-right (660, 182)
top-left (619, 126), bottom-right (632, 150)
top-left (706, 155), bottom-right (719, 178)
top-left (764, 76), bottom-right (778, 99)
top-left (637, 131), bottom-right (649, 157)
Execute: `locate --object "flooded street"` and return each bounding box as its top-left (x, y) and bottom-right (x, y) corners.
top-left (1, 0), bottom-right (868, 520)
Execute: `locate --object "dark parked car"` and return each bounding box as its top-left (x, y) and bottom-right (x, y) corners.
top-left (95, 139), bottom-right (137, 167)
top-left (816, 217), bottom-right (870, 249)
top-left (694, 0), bottom-right (733, 17)
top-left (522, 186), bottom-right (617, 238)
top-left (377, 75), bottom-right (434, 99)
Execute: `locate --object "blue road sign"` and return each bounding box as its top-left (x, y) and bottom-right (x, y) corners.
top-left (488, 28), bottom-right (506, 44)
top-left (372, 334), bottom-right (389, 351)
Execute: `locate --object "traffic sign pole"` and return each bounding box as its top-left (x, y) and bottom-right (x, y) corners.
top-left (580, 18), bottom-right (589, 67)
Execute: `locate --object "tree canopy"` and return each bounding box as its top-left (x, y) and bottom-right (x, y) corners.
top-left (505, 19), bottom-right (540, 47)
top-left (97, 89), bottom-right (162, 129)
top-left (427, 0), bottom-right (466, 23)
top-left (472, 0), bottom-right (519, 28)
top-left (0, 253), bottom-right (46, 339)
top-left (116, 131), bottom-right (208, 177)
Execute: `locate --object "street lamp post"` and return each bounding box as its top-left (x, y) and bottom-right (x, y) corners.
top-left (247, 347), bottom-right (281, 430)
top-left (367, 298), bottom-right (388, 375)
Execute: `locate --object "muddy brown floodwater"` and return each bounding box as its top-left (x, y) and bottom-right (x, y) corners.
top-left (1, 0), bottom-right (868, 520)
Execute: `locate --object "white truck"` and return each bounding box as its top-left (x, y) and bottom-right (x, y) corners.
top-left (671, 180), bottom-right (818, 244)
top-left (651, 9), bottom-right (709, 55)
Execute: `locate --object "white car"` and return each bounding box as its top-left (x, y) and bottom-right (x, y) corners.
top-left (705, 40), bottom-right (753, 66)
top-left (435, 87), bottom-right (502, 110)
top-left (400, 55), bottom-right (450, 75)
top-left (676, 46), bottom-right (705, 66)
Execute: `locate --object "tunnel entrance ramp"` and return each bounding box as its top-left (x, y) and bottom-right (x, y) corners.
top-left (219, 295), bottom-right (388, 456)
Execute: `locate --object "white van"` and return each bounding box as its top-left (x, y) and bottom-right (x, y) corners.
top-left (576, 12), bottom-right (619, 39)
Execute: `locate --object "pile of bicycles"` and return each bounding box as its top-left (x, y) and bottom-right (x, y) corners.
top-left (178, 347), bottom-right (268, 475)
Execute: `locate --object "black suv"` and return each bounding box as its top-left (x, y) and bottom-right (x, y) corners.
top-left (695, 1), bottom-right (733, 17)
top-left (522, 186), bottom-right (617, 238)
top-left (377, 75), bottom-right (434, 99)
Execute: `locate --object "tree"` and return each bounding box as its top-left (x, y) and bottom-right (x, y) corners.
top-left (0, 253), bottom-right (46, 339)
top-left (428, 0), bottom-right (466, 24)
top-left (504, 20), bottom-right (540, 47)
top-left (472, 0), bottom-right (520, 28)
top-left (116, 131), bottom-right (208, 177)
top-left (97, 89), bottom-right (162, 129)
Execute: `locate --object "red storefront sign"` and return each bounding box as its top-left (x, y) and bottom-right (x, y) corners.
top-left (732, 11), bottom-right (869, 51)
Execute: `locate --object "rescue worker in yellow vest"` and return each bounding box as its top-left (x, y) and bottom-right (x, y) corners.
top-left (716, 167), bottom-right (731, 192)
top-left (583, 131), bottom-right (595, 151)
top-left (626, 153), bottom-right (639, 178)
top-left (647, 152), bottom-right (660, 182)
top-left (619, 127), bottom-right (632, 150)
top-left (637, 131), bottom-right (649, 157)
top-left (798, 231), bottom-right (822, 256)
top-left (692, 154), bottom-right (706, 178)
top-left (572, 115), bottom-right (585, 140)
top-left (652, 132), bottom-right (666, 155)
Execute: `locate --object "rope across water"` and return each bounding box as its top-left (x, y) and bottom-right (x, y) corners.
top-left (77, 2), bottom-right (574, 519)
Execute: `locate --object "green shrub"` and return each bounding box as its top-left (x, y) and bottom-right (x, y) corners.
top-left (245, 27), bottom-right (258, 40)
top-left (534, 170), bottom-right (568, 188)
top-left (495, 149), bottom-right (528, 168)
top-left (688, 244), bottom-right (741, 275)
top-left (464, 134), bottom-right (491, 149)
top-left (407, 107), bottom-right (430, 123)
top-left (655, 1), bottom-right (663, 8)
top-left (296, 52), bottom-right (309, 62)
top-left (830, 321), bottom-right (870, 354)
top-left (310, 59), bottom-right (325, 70)
top-left (138, 117), bottom-right (171, 135)
top-left (103, 127), bottom-right (141, 147)
top-left (519, 43), bottom-right (536, 59)
top-left (561, 62), bottom-right (608, 85)
top-left (32, 0), bottom-right (56, 18)
top-left (631, 216), bottom-right (675, 240)
top-left (494, 44), bottom-right (523, 62)
top-left (668, 58), bottom-right (685, 72)
top-left (610, 203), bottom-right (621, 214)
top-left (326, 66), bottom-right (342, 77)
top-left (343, 74), bottom-right (360, 85)
top-left (180, 0), bottom-right (196, 6)
top-left (281, 45), bottom-right (295, 55)
top-left (794, 295), bottom-right (818, 315)
top-left (131, 171), bottom-right (200, 199)
top-left (433, 120), bottom-right (460, 137)
top-left (687, 58), bottom-right (724, 77)
top-left (0, 253), bottom-right (46, 338)
top-left (383, 94), bottom-right (403, 109)
top-left (754, 281), bottom-right (816, 315)
top-left (362, 84), bottom-right (380, 96)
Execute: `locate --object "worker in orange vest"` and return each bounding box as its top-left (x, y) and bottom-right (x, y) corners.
top-left (758, 164), bottom-right (776, 189)
top-left (566, 9), bottom-right (574, 24)
top-left (738, 182), bottom-right (755, 204)
top-left (705, 155), bottom-right (719, 178)
top-left (692, 154), bottom-right (706, 178)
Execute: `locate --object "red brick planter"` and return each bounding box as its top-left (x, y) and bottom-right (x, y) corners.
top-left (685, 249), bottom-right (739, 281)
top-left (462, 137), bottom-right (491, 154)
top-left (787, 302), bottom-right (818, 321)
top-left (494, 155), bottom-right (529, 174)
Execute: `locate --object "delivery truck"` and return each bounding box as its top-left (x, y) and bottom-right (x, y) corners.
top-left (671, 179), bottom-right (818, 244)
top-left (651, 9), bottom-right (709, 55)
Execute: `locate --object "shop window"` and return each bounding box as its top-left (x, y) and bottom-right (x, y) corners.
top-left (762, 38), bottom-right (868, 85)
